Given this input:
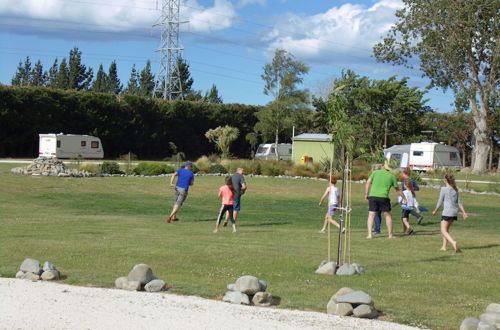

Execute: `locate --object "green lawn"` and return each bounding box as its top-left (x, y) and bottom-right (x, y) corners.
top-left (1, 163), bottom-right (499, 329)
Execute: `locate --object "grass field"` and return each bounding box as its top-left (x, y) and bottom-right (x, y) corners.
top-left (1, 163), bottom-right (499, 329)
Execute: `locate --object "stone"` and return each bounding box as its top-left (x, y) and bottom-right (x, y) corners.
top-left (15, 271), bottom-right (25, 279)
top-left (258, 280), bottom-right (267, 292)
top-left (352, 263), bottom-right (365, 275)
top-left (43, 261), bottom-right (57, 272)
top-left (480, 313), bottom-right (500, 328)
top-left (332, 287), bottom-right (355, 300)
top-left (336, 264), bottom-right (357, 276)
top-left (486, 304), bottom-right (500, 314)
top-left (460, 318), bottom-right (480, 330)
top-left (337, 291), bottom-right (373, 305)
top-left (223, 291), bottom-right (250, 305)
top-left (123, 280), bottom-right (141, 291)
top-left (20, 258), bottom-right (42, 275)
top-left (252, 292), bottom-right (272, 307)
top-left (234, 275), bottom-right (260, 295)
top-left (315, 261), bottom-right (336, 275)
top-left (227, 283), bottom-right (236, 291)
top-left (115, 277), bottom-right (128, 289)
top-left (41, 270), bottom-right (60, 280)
top-left (353, 304), bottom-right (378, 319)
top-left (144, 279), bottom-right (166, 292)
top-left (22, 272), bottom-right (40, 281)
top-left (127, 264), bottom-right (154, 285)
top-left (477, 321), bottom-right (496, 330)
top-left (327, 301), bottom-right (353, 316)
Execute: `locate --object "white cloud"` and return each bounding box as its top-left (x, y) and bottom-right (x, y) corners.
top-left (261, 0), bottom-right (403, 62)
top-left (238, 0), bottom-right (266, 6)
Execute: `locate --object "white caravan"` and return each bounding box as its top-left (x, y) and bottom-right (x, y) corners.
top-left (39, 133), bottom-right (104, 159)
top-left (254, 143), bottom-right (292, 161)
top-left (384, 142), bottom-right (461, 171)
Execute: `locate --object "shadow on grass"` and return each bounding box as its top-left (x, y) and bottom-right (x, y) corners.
top-left (412, 230), bottom-right (441, 236)
top-left (463, 244), bottom-right (499, 250)
top-left (421, 255), bottom-right (453, 262)
top-left (240, 221), bottom-right (292, 227)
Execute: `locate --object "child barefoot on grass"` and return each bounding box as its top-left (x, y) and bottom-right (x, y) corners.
top-left (398, 180), bottom-right (416, 235)
top-left (214, 176), bottom-right (237, 234)
top-left (432, 173), bottom-right (468, 252)
top-left (318, 177), bottom-right (342, 233)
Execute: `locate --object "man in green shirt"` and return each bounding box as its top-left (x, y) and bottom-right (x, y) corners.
top-left (364, 163), bottom-right (406, 239)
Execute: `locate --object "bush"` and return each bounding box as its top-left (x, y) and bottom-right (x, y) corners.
top-left (352, 173), bottom-right (369, 181)
top-left (260, 161), bottom-right (287, 176)
top-left (208, 164), bottom-right (227, 174)
top-left (100, 161), bottom-right (121, 174)
top-left (195, 156), bottom-right (211, 173)
top-left (79, 162), bottom-right (99, 174)
top-left (133, 162), bottom-right (175, 176)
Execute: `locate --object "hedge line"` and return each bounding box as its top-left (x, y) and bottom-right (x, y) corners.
top-left (0, 86), bottom-right (260, 159)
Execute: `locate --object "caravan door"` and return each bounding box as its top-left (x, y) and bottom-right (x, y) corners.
top-left (401, 153), bottom-right (409, 168)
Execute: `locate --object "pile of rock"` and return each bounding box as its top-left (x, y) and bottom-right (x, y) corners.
top-left (10, 157), bottom-right (95, 177)
top-left (315, 261), bottom-right (365, 276)
top-left (326, 287), bottom-right (378, 319)
top-left (15, 258), bottom-right (60, 281)
top-left (460, 303), bottom-right (500, 330)
top-left (223, 275), bottom-right (279, 307)
top-left (115, 264), bottom-right (167, 292)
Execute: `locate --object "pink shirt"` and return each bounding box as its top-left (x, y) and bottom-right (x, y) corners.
top-left (219, 185), bottom-right (234, 205)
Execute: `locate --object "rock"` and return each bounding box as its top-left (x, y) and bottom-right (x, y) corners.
top-left (486, 303), bottom-right (500, 314)
top-left (258, 280), bottom-right (267, 292)
top-left (337, 291), bottom-right (373, 305)
top-left (20, 258), bottom-right (42, 275)
top-left (235, 275), bottom-right (260, 295)
top-left (115, 277), bottom-right (128, 289)
top-left (352, 263), bottom-right (365, 275)
top-left (477, 321), bottom-right (496, 330)
top-left (43, 261), bottom-right (57, 272)
top-left (223, 291), bottom-right (250, 305)
top-left (144, 279), bottom-right (166, 292)
top-left (252, 292), bottom-right (272, 307)
top-left (332, 287), bottom-right (355, 300)
top-left (336, 264), bottom-right (357, 276)
top-left (15, 271), bottom-right (25, 279)
top-left (480, 313), bottom-right (500, 328)
top-left (22, 272), bottom-right (40, 281)
top-left (227, 283), bottom-right (236, 291)
top-left (127, 264), bottom-right (154, 285)
top-left (327, 301), bottom-right (353, 316)
top-left (41, 270), bottom-right (60, 280)
top-left (460, 318), bottom-right (480, 330)
top-left (123, 280), bottom-right (141, 291)
top-left (315, 261), bottom-right (336, 275)
top-left (353, 304), bottom-right (378, 319)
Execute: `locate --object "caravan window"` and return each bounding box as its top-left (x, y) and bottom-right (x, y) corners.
top-left (270, 147), bottom-right (276, 154)
top-left (91, 141), bottom-right (99, 148)
top-left (413, 151), bottom-right (423, 156)
top-left (391, 153), bottom-right (402, 161)
top-left (57, 140), bottom-right (61, 148)
top-left (81, 141), bottom-right (86, 147)
top-left (256, 146), bottom-right (268, 154)
top-left (450, 152), bottom-right (458, 161)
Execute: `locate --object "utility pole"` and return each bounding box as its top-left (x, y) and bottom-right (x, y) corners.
top-left (383, 119), bottom-right (388, 149)
top-left (153, 0), bottom-right (187, 100)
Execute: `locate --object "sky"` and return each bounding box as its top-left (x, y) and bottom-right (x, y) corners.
top-left (0, 0), bottom-right (456, 111)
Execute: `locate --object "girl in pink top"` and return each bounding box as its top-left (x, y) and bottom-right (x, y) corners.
top-left (213, 176), bottom-right (237, 233)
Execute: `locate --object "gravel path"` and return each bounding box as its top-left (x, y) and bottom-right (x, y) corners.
top-left (0, 278), bottom-right (419, 330)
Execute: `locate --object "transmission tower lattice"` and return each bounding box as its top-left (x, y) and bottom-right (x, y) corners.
top-left (153, 0), bottom-right (187, 100)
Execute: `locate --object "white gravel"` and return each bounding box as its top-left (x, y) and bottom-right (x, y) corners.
top-left (0, 278), bottom-right (419, 330)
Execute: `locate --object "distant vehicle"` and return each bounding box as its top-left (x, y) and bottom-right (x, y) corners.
top-left (384, 142), bottom-right (461, 171)
top-left (38, 133), bottom-right (104, 159)
top-left (254, 143), bottom-right (292, 161)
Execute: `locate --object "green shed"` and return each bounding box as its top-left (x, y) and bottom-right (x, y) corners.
top-left (292, 133), bottom-right (334, 164)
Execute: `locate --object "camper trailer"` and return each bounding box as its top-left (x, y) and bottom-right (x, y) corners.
top-left (384, 142), bottom-right (461, 171)
top-left (38, 133), bottom-right (104, 159)
top-left (254, 143), bottom-right (292, 161)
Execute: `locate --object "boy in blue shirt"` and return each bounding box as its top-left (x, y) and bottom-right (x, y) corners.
top-left (166, 161), bottom-right (194, 223)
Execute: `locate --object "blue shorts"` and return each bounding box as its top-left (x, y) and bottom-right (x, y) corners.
top-left (233, 197), bottom-right (241, 211)
top-left (328, 204), bottom-right (338, 216)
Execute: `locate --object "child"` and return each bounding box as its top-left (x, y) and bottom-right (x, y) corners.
top-left (318, 177), bottom-right (342, 233)
top-left (398, 180), bottom-right (416, 235)
top-left (432, 173), bottom-right (468, 252)
top-left (213, 176), bottom-right (237, 234)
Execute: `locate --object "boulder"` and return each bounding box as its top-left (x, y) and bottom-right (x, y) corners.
top-left (227, 283), bottom-right (236, 291)
top-left (480, 313), bottom-right (500, 328)
top-left (353, 304), bottom-right (378, 319)
top-left (15, 271), bottom-right (25, 279)
top-left (144, 279), bottom-right (166, 292)
top-left (352, 263), bottom-right (365, 275)
top-left (327, 301), bottom-right (353, 316)
top-left (337, 291), bottom-right (373, 305)
top-left (460, 318), bottom-right (480, 330)
top-left (20, 258), bottom-right (42, 275)
top-left (22, 272), bottom-right (40, 281)
top-left (252, 292), bottom-right (272, 307)
top-left (123, 280), bottom-right (141, 291)
top-left (41, 270), bottom-right (60, 280)
top-left (315, 261), bottom-right (336, 275)
top-left (486, 303), bottom-right (500, 314)
top-left (336, 264), bottom-right (357, 276)
top-left (127, 264), bottom-right (154, 285)
top-left (332, 287), bottom-right (355, 300)
top-left (115, 277), bottom-right (128, 289)
top-left (223, 291), bottom-right (250, 305)
top-left (258, 280), bottom-right (267, 292)
top-left (477, 321), bottom-right (496, 330)
top-left (43, 261), bottom-right (57, 272)
top-left (235, 275), bottom-right (260, 295)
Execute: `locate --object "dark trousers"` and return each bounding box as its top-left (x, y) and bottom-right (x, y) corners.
top-left (216, 204), bottom-right (234, 225)
top-left (374, 211), bottom-right (382, 233)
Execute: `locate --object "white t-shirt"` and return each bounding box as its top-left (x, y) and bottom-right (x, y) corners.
top-left (329, 186), bottom-right (339, 206)
top-left (398, 190), bottom-right (415, 209)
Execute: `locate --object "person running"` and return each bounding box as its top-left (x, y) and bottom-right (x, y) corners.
top-left (166, 161), bottom-right (194, 223)
top-left (318, 177), bottom-right (342, 233)
top-left (398, 180), bottom-right (416, 235)
top-left (214, 176), bottom-right (237, 234)
top-left (223, 167), bottom-right (247, 226)
top-left (432, 173), bottom-right (469, 252)
top-left (401, 168), bottom-right (424, 224)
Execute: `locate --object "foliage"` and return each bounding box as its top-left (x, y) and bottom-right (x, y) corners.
top-left (195, 156), bottom-right (211, 173)
top-left (106, 61), bottom-right (122, 95)
top-left (373, 0), bottom-right (499, 173)
top-left (208, 164), bottom-right (227, 174)
top-left (132, 162), bottom-right (174, 176)
top-left (92, 64), bottom-right (108, 92)
top-left (68, 47), bottom-right (93, 90)
top-left (100, 161), bottom-right (121, 175)
top-left (205, 125), bottom-right (240, 158)
top-left (139, 60), bottom-right (155, 97)
top-left (203, 84), bottom-right (223, 103)
top-left (123, 65), bottom-right (140, 95)
top-left (79, 162), bottom-right (99, 174)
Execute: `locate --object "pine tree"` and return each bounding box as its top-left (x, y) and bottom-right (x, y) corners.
top-left (139, 60), bottom-right (155, 97)
top-left (203, 84), bottom-right (223, 103)
top-left (47, 58), bottom-right (59, 88)
top-left (56, 58), bottom-right (70, 89)
top-left (106, 61), bottom-right (122, 94)
top-left (30, 60), bottom-right (47, 86)
top-left (92, 64), bottom-right (108, 92)
top-left (173, 57), bottom-right (194, 99)
top-left (11, 57), bottom-right (31, 86)
top-left (68, 47), bottom-right (93, 90)
top-left (123, 64), bottom-right (140, 95)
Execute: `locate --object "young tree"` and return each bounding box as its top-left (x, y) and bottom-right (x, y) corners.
top-left (68, 47), bottom-right (93, 90)
top-left (173, 57), bottom-right (194, 99)
top-left (139, 60), bottom-right (155, 97)
top-left (31, 60), bottom-right (47, 86)
top-left (92, 64), bottom-right (108, 93)
top-left (373, 0), bottom-right (499, 173)
top-left (258, 49), bottom-right (309, 147)
top-left (106, 60), bottom-right (122, 94)
top-left (205, 125), bottom-right (240, 158)
top-left (56, 58), bottom-right (70, 89)
top-left (123, 64), bottom-right (140, 95)
top-left (11, 57), bottom-right (31, 86)
top-left (47, 58), bottom-right (59, 88)
top-left (203, 84), bottom-right (223, 103)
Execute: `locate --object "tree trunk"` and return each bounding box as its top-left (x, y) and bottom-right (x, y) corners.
top-left (488, 137), bottom-right (493, 171)
top-left (462, 147), bottom-right (466, 167)
top-left (470, 98), bottom-right (490, 174)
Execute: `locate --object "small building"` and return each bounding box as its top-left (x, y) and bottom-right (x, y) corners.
top-left (292, 133), bottom-right (333, 164)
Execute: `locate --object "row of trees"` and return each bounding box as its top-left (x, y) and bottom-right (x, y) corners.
top-left (11, 48), bottom-right (223, 103)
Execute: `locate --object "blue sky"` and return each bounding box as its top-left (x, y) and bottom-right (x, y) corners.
top-left (0, 0), bottom-right (455, 110)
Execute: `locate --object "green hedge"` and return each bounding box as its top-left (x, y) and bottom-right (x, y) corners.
top-left (133, 162), bottom-right (175, 176)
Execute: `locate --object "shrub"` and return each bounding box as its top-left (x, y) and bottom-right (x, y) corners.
top-left (133, 162), bottom-right (175, 176)
top-left (260, 161), bottom-right (287, 176)
top-left (352, 173), bottom-right (369, 181)
top-left (195, 156), bottom-right (211, 173)
top-left (100, 161), bottom-right (121, 174)
top-left (208, 164), bottom-right (227, 174)
top-left (79, 162), bottom-right (99, 174)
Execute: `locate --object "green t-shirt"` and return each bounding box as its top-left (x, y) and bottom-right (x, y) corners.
top-left (368, 169), bottom-right (398, 198)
